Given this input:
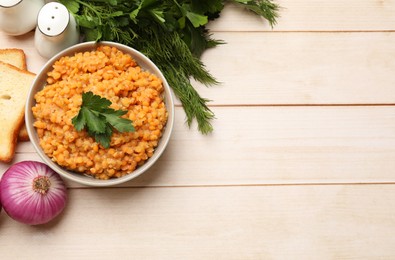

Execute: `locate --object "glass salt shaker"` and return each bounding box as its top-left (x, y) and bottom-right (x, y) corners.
top-left (0, 0), bottom-right (45, 35)
top-left (34, 2), bottom-right (79, 59)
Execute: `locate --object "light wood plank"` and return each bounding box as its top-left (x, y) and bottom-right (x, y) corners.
top-left (196, 31), bottom-right (395, 105)
top-left (208, 1), bottom-right (395, 32)
top-left (6, 106), bottom-right (395, 187)
top-left (2, 30), bottom-right (395, 106)
top-left (1, 185), bottom-right (395, 259)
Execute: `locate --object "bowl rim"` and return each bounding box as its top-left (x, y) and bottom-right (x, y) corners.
top-left (25, 41), bottom-right (175, 186)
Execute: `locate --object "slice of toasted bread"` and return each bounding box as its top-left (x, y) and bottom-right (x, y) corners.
top-left (0, 61), bottom-right (35, 162)
top-left (0, 48), bottom-right (30, 141)
top-left (18, 125), bottom-right (29, 141)
top-left (0, 48), bottom-right (27, 70)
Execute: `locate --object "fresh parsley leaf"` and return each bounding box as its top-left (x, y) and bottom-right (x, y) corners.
top-left (190, 0), bottom-right (224, 15)
top-left (82, 107), bottom-right (107, 134)
top-left (72, 92), bottom-right (135, 148)
top-left (102, 108), bottom-right (135, 133)
top-left (82, 28), bottom-right (103, 42)
top-left (71, 107), bottom-right (86, 131)
top-left (108, 0), bottom-right (118, 6)
top-left (130, 0), bottom-right (158, 23)
top-left (178, 16), bottom-right (186, 29)
top-left (186, 11), bottom-right (208, 28)
top-left (60, 0), bottom-right (80, 14)
top-left (75, 15), bottom-right (97, 29)
top-left (89, 127), bottom-right (113, 150)
top-left (82, 91), bottom-right (112, 111)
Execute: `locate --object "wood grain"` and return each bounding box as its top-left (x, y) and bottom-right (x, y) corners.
top-left (2, 185), bottom-right (395, 259)
top-left (195, 32), bottom-right (395, 105)
top-left (208, 1), bottom-right (395, 32)
top-left (8, 106), bottom-right (395, 187)
top-left (2, 20), bottom-right (395, 106)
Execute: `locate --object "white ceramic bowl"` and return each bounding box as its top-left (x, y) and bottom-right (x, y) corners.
top-left (26, 41), bottom-right (175, 186)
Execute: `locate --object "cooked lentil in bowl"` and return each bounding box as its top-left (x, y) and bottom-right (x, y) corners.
top-left (32, 46), bottom-right (168, 180)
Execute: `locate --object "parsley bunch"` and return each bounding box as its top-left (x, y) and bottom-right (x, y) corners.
top-left (60, 0), bottom-right (280, 134)
top-left (72, 92), bottom-right (135, 148)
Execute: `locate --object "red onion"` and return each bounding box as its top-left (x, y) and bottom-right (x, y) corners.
top-left (0, 161), bottom-right (67, 225)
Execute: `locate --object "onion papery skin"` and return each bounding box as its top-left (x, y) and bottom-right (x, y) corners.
top-left (0, 161), bottom-right (67, 225)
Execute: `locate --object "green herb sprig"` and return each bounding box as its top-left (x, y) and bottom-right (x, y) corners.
top-left (61, 0), bottom-right (280, 134)
top-left (71, 91), bottom-right (135, 148)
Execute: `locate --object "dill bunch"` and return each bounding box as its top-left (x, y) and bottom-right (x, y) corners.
top-left (60, 0), bottom-right (280, 134)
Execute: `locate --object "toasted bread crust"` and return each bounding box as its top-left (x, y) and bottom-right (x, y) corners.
top-left (0, 60), bottom-right (35, 75)
top-left (0, 48), bottom-right (27, 70)
top-left (0, 109), bottom-right (25, 163)
top-left (18, 124), bottom-right (30, 142)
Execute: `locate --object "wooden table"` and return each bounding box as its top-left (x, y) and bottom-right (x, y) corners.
top-left (2, 1), bottom-right (395, 258)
